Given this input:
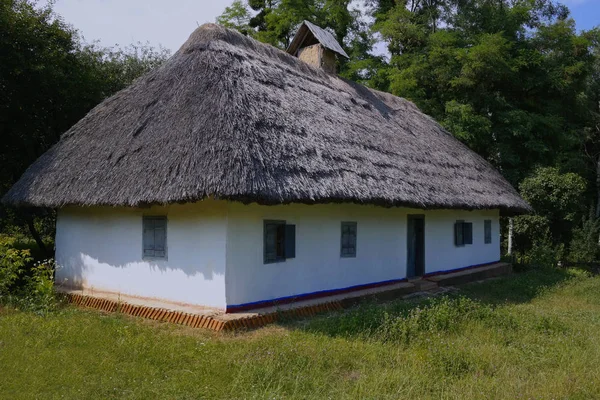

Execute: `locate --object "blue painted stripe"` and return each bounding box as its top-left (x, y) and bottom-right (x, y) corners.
top-left (422, 260), bottom-right (502, 278)
top-left (226, 260), bottom-right (503, 313)
top-left (226, 277), bottom-right (408, 313)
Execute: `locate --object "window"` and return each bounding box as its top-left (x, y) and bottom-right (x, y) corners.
top-left (454, 220), bottom-right (473, 246)
top-left (143, 216), bottom-right (167, 259)
top-left (264, 220), bottom-right (295, 263)
top-left (341, 222), bottom-right (357, 257)
top-left (484, 220), bottom-right (492, 244)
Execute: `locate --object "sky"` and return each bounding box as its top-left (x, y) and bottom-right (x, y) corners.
top-left (48, 0), bottom-right (600, 53)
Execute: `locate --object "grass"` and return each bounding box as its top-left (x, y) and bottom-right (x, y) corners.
top-left (2, 268), bottom-right (600, 399)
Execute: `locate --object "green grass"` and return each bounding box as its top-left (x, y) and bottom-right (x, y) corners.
top-left (2, 268), bottom-right (600, 399)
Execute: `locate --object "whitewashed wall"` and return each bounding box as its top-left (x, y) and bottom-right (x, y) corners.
top-left (55, 200), bottom-right (227, 309)
top-left (54, 199), bottom-right (500, 310)
top-left (225, 203), bottom-right (500, 307)
top-left (424, 209), bottom-right (500, 274)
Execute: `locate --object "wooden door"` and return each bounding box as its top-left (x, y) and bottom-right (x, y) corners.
top-left (407, 215), bottom-right (425, 278)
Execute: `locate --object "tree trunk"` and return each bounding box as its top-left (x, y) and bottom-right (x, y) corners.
top-left (507, 217), bottom-right (513, 256)
top-left (25, 215), bottom-right (49, 258)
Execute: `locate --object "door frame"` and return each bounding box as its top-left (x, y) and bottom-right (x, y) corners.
top-left (406, 214), bottom-right (425, 278)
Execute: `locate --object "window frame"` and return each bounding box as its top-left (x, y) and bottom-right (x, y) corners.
top-left (264, 220), bottom-right (287, 264)
top-left (455, 220), bottom-right (464, 246)
top-left (340, 221), bottom-right (358, 258)
top-left (454, 220), bottom-right (473, 247)
top-left (142, 216), bottom-right (168, 260)
top-left (484, 219), bottom-right (492, 244)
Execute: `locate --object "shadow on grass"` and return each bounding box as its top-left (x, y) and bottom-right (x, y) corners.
top-left (287, 267), bottom-right (577, 339)
top-left (457, 266), bottom-right (574, 305)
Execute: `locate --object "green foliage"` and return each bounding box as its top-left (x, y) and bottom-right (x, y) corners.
top-left (78, 42), bottom-right (170, 97)
top-left (0, 236), bottom-right (32, 296)
top-left (0, 235), bottom-right (57, 313)
top-left (519, 239), bottom-right (563, 269)
top-left (520, 167), bottom-right (587, 223)
top-left (511, 167), bottom-right (589, 265)
top-left (19, 259), bottom-right (58, 313)
top-left (216, 0), bottom-right (253, 35)
top-left (516, 167), bottom-right (587, 249)
top-left (372, 0), bottom-right (597, 187)
top-left (568, 216), bottom-right (600, 263)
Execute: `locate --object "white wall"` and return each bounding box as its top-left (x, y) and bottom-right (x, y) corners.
top-left (54, 199), bottom-right (500, 310)
top-left (55, 200), bottom-right (227, 309)
top-left (225, 203), bottom-right (500, 307)
top-left (424, 209), bottom-right (500, 273)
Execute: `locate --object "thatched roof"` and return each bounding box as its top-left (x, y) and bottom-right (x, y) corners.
top-left (2, 24), bottom-right (531, 214)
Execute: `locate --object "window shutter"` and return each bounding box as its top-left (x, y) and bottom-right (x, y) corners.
top-left (454, 222), bottom-right (464, 246)
top-left (464, 222), bottom-right (473, 245)
top-left (143, 218), bottom-right (155, 257)
top-left (154, 218), bottom-right (166, 258)
top-left (143, 217), bottom-right (167, 259)
top-left (284, 224), bottom-right (296, 259)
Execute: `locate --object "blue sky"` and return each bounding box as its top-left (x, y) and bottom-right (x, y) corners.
top-left (564, 0), bottom-right (599, 31)
top-left (48, 0), bottom-right (599, 53)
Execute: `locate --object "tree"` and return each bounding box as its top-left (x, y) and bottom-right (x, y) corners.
top-left (372, 0), bottom-right (596, 188)
top-left (216, 0), bottom-right (253, 36)
top-left (513, 167), bottom-right (587, 255)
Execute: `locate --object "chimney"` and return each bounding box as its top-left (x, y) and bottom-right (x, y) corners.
top-left (286, 21), bottom-right (349, 74)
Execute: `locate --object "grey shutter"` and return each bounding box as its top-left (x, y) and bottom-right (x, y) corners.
top-left (154, 218), bottom-right (166, 258)
top-left (143, 217), bottom-right (167, 259)
top-left (349, 223), bottom-right (357, 256)
top-left (464, 222), bottom-right (473, 245)
top-left (284, 224), bottom-right (296, 259)
top-left (143, 218), bottom-right (155, 257)
top-left (454, 221), bottom-right (464, 246)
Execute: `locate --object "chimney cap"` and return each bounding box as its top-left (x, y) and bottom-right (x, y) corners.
top-left (286, 21), bottom-right (349, 59)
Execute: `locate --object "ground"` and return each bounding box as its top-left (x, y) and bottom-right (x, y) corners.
top-left (2, 267), bottom-right (600, 399)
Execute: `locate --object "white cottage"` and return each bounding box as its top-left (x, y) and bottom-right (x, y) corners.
top-left (3, 22), bottom-right (530, 313)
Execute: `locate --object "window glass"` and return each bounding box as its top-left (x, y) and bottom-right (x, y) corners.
top-left (341, 222), bottom-right (357, 257)
top-left (264, 220), bottom-right (287, 263)
top-left (455, 221), bottom-right (473, 246)
top-left (484, 220), bottom-right (492, 244)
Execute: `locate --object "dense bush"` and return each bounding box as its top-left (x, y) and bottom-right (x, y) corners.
top-left (514, 167), bottom-right (587, 252)
top-left (507, 167), bottom-right (599, 266)
top-left (0, 236), bottom-right (32, 295)
top-left (568, 217), bottom-right (600, 264)
top-left (0, 235), bottom-right (58, 313)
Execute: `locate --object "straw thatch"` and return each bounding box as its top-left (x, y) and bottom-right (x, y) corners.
top-left (2, 23), bottom-right (531, 214)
